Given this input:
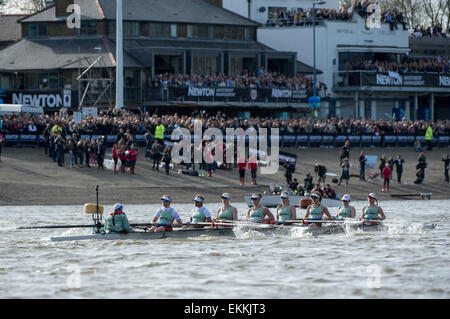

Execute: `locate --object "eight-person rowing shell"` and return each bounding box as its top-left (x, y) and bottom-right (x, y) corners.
top-left (361, 193), bottom-right (386, 221)
top-left (335, 194), bottom-right (356, 219)
top-left (214, 193), bottom-right (238, 223)
top-left (148, 195), bottom-right (183, 232)
top-left (303, 192), bottom-right (332, 227)
top-left (276, 191), bottom-right (297, 224)
top-left (246, 193), bottom-right (275, 223)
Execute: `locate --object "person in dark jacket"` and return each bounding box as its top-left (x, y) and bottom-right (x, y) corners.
top-left (96, 137), bottom-right (106, 170)
top-left (394, 154), bottom-right (405, 184)
top-left (314, 163), bottom-right (327, 186)
top-left (442, 154), bottom-right (449, 183)
top-left (162, 145), bottom-right (172, 175)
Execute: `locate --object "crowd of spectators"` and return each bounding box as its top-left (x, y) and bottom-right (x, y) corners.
top-left (343, 56), bottom-right (450, 74)
top-left (149, 69), bottom-right (325, 91)
top-left (411, 23), bottom-right (448, 38)
top-left (1, 109), bottom-right (449, 139)
top-left (266, 7), bottom-right (353, 27)
top-left (354, 1), bottom-right (408, 31)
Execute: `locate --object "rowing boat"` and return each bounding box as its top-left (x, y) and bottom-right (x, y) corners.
top-left (49, 222), bottom-right (392, 242)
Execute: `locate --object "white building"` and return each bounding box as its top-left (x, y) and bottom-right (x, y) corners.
top-left (223, 0), bottom-right (450, 121)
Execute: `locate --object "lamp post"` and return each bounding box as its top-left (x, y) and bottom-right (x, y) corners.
top-left (116, 0), bottom-right (123, 110)
top-left (312, 1), bottom-right (326, 117)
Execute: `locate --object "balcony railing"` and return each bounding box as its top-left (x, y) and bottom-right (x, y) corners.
top-left (334, 71), bottom-right (450, 89)
top-left (143, 86), bottom-right (313, 104)
top-left (263, 17), bottom-right (325, 28)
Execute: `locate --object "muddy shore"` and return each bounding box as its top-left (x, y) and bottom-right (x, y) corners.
top-left (0, 146), bottom-right (449, 207)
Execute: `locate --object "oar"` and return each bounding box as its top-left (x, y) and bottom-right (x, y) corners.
top-left (18, 224), bottom-right (99, 230)
top-left (17, 222), bottom-right (155, 230)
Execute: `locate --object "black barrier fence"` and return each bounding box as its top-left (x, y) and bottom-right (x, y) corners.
top-left (3, 133), bottom-right (450, 149)
top-left (144, 86), bottom-right (310, 103)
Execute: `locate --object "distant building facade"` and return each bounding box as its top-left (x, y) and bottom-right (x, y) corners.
top-left (0, 0), bottom-right (302, 113)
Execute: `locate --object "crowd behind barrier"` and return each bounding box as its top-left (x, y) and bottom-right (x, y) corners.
top-left (148, 70), bottom-right (325, 91)
top-left (411, 23), bottom-right (449, 38)
top-left (343, 56), bottom-right (450, 73)
top-left (1, 109), bottom-right (449, 149)
top-left (265, 7), bottom-right (353, 28)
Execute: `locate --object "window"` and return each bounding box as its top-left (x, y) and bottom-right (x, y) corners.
top-left (193, 56), bottom-right (218, 75)
top-left (28, 23), bottom-right (47, 37)
top-left (214, 25), bottom-right (224, 40)
top-left (124, 22), bottom-right (139, 37)
top-left (244, 27), bottom-right (255, 41)
top-left (231, 27), bottom-right (244, 40)
top-left (150, 23), bottom-right (170, 37)
top-left (224, 26), bottom-right (232, 40)
top-left (170, 24), bottom-right (177, 37)
top-left (140, 23), bottom-right (150, 37)
top-left (231, 57), bottom-right (243, 75)
top-left (80, 21), bottom-right (97, 36)
top-left (192, 24), bottom-right (208, 39)
top-left (177, 24), bottom-right (187, 38)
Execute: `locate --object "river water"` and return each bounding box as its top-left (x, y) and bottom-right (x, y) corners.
top-left (1, 200), bottom-right (449, 299)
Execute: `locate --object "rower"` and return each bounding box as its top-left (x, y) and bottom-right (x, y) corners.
top-left (148, 195), bottom-right (182, 232)
top-left (215, 193), bottom-right (238, 223)
top-left (186, 195), bottom-right (212, 227)
top-left (304, 192), bottom-right (332, 227)
top-left (335, 194), bottom-right (356, 219)
top-left (104, 203), bottom-right (134, 233)
top-left (246, 193), bottom-right (275, 223)
top-left (276, 191), bottom-right (297, 224)
top-left (362, 193), bottom-right (386, 221)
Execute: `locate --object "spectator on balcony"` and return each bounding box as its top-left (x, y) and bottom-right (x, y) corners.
top-left (397, 12), bottom-right (407, 31)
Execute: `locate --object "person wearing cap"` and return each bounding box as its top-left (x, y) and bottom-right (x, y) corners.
top-left (215, 193), bottom-right (238, 223)
top-left (187, 195), bottom-right (212, 227)
top-left (304, 192), bottom-right (332, 224)
top-left (246, 193), bottom-right (275, 223)
top-left (104, 203), bottom-right (134, 233)
top-left (362, 193), bottom-right (386, 220)
top-left (335, 194), bottom-right (356, 219)
top-left (276, 192), bottom-right (297, 223)
top-left (148, 196), bottom-right (182, 232)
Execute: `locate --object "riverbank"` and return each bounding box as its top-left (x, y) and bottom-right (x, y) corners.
top-left (0, 146), bottom-right (449, 206)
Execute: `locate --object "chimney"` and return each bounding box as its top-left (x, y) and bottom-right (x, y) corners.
top-left (204, 0), bottom-right (223, 7)
top-left (55, 0), bottom-right (75, 17)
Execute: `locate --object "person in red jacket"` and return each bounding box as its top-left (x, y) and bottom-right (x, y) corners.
top-left (119, 144), bottom-right (128, 173)
top-left (248, 155), bottom-right (258, 185)
top-left (128, 145), bottom-right (138, 174)
top-left (112, 143), bottom-right (119, 173)
top-left (237, 156), bottom-right (246, 186)
top-left (382, 163), bottom-right (392, 192)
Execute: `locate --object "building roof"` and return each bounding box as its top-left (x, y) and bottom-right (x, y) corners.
top-left (19, 0), bottom-right (105, 23)
top-left (296, 60), bottom-right (322, 74)
top-left (0, 37), bottom-right (142, 71)
top-left (19, 0), bottom-right (259, 26)
top-left (0, 14), bottom-right (28, 42)
top-left (98, 0), bottom-right (258, 25)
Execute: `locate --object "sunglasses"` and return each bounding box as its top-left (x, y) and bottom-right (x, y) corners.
top-left (221, 196), bottom-right (229, 200)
